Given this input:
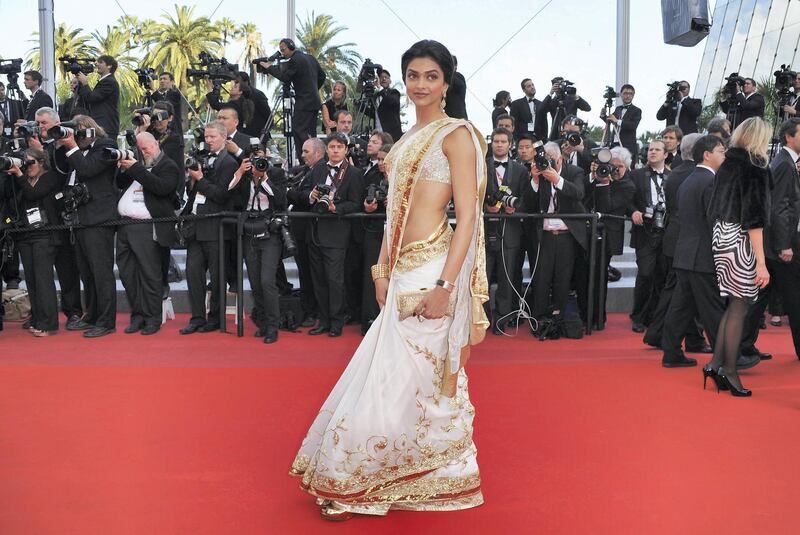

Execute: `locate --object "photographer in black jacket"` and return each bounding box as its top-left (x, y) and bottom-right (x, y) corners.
top-left (133, 101), bottom-right (183, 171)
top-left (6, 148), bottom-right (63, 336)
top-left (230, 150), bottom-right (287, 344)
top-left (151, 72), bottom-right (183, 138)
top-left (656, 81), bottom-right (701, 135)
top-left (61, 115), bottom-right (119, 337)
top-left (116, 132), bottom-right (180, 335)
top-left (76, 55), bottom-right (120, 139)
top-left (237, 71), bottom-right (271, 138)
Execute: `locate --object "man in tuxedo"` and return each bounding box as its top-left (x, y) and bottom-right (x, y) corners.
top-left (539, 77), bottom-right (591, 141)
top-left (524, 141), bottom-right (587, 322)
top-left (0, 82), bottom-right (26, 135)
top-left (514, 134), bottom-right (540, 312)
top-left (559, 115), bottom-right (595, 176)
top-left (300, 133), bottom-right (364, 337)
top-left (656, 81), bottom-right (701, 134)
top-left (115, 133), bottom-right (181, 335)
top-left (763, 118), bottom-right (800, 358)
top-left (661, 126), bottom-right (683, 169)
top-left (76, 55), bottom-right (120, 139)
top-left (258, 38), bottom-right (326, 162)
top-left (661, 135), bottom-right (728, 367)
top-left (151, 72), bottom-right (183, 138)
top-left (643, 133), bottom-right (709, 352)
top-left (444, 56), bottom-right (468, 119)
top-left (780, 72), bottom-right (800, 119)
top-left (217, 104), bottom-right (253, 165)
top-left (22, 70), bottom-right (53, 121)
top-left (628, 139), bottom-right (669, 333)
top-left (604, 84), bottom-right (641, 158)
top-left (179, 121), bottom-right (239, 334)
top-left (720, 77), bottom-right (765, 130)
top-left (287, 137), bottom-right (326, 326)
top-left (485, 127), bottom-right (530, 333)
top-left (509, 78), bottom-right (543, 140)
top-left (61, 115), bottom-right (120, 337)
top-left (375, 69), bottom-right (402, 142)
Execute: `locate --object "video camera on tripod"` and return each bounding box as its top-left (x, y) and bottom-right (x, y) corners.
top-left (186, 51), bottom-right (239, 89)
top-left (352, 59), bottom-right (384, 135)
top-left (58, 55), bottom-right (95, 76)
top-left (0, 58), bottom-right (22, 76)
top-left (722, 72), bottom-right (745, 98)
top-left (774, 64), bottom-right (797, 116)
top-left (665, 81), bottom-right (682, 104)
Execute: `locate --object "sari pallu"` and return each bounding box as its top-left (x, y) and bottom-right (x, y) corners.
top-left (290, 118), bottom-right (488, 514)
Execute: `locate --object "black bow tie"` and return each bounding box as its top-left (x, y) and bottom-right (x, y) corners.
top-left (622, 104), bottom-right (630, 109)
top-left (528, 98), bottom-right (535, 102)
top-left (494, 160), bottom-right (508, 168)
top-left (327, 164), bottom-right (341, 172)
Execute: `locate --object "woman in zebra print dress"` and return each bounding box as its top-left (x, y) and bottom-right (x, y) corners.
top-left (706, 117), bottom-right (772, 397)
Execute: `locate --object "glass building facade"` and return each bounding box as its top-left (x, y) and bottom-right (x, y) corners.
top-left (695, 0), bottom-right (800, 103)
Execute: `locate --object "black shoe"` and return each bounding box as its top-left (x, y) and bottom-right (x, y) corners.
top-left (632, 322), bottom-right (646, 333)
top-left (742, 348), bottom-right (772, 361)
top-left (662, 356), bottom-right (698, 368)
top-left (66, 316), bottom-right (92, 331)
top-left (770, 317), bottom-right (783, 327)
top-left (254, 327), bottom-right (267, 337)
top-left (161, 285), bottom-right (170, 300)
top-left (717, 368), bottom-right (752, 397)
top-left (685, 343), bottom-right (713, 354)
top-left (124, 322), bottom-right (143, 334)
top-left (141, 325), bottom-right (160, 335)
top-left (759, 317), bottom-right (767, 329)
top-left (199, 323), bottom-right (220, 333)
top-left (264, 330), bottom-right (278, 344)
top-left (607, 265), bottom-right (622, 283)
top-left (360, 321), bottom-right (373, 336)
top-left (22, 319), bottom-right (32, 330)
top-left (309, 326), bottom-right (330, 336)
top-left (328, 328), bottom-right (342, 337)
top-left (702, 365), bottom-right (728, 391)
top-left (83, 326), bottom-right (115, 338)
top-left (736, 354), bottom-right (761, 370)
top-left (180, 323), bottom-right (204, 335)
top-left (301, 316), bottom-right (316, 328)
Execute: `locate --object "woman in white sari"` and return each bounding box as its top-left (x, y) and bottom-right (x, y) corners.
top-left (290, 40), bottom-right (489, 521)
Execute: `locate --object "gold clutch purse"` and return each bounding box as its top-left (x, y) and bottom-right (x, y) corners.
top-left (397, 288), bottom-right (456, 321)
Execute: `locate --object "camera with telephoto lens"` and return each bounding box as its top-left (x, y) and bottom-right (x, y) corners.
top-left (346, 136), bottom-right (369, 167)
top-left (186, 51), bottom-right (239, 82)
top-left (562, 130), bottom-right (583, 147)
top-left (0, 58), bottom-right (22, 75)
top-left (644, 202), bottom-right (667, 231)
top-left (103, 147), bottom-right (136, 162)
top-left (366, 178), bottom-right (389, 204)
top-left (313, 184), bottom-right (334, 214)
top-left (47, 120), bottom-right (95, 141)
top-left (486, 184), bottom-right (520, 210)
top-left (532, 140), bottom-right (550, 170)
top-left (58, 55), bottom-right (94, 75)
top-left (134, 67), bottom-right (156, 88)
top-left (268, 215), bottom-right (297, 256)
top-left (723, 72), bottom-right (745, 96)
top-left (251, 155), bottom-right (271, 172)
top-left (16, 121), bottom-right (39, 139)
top-left (185, 146), bottom-right (210, 172)
top-left (132, 107), bottom-right (169, 127)
top-left (57, 182), bottom-right (91, 226)
top-left (666, 81), bottom-right (682, 103)
top-left (0, 155), bottom-right (24, 172)
top-left (591, 147), bottom-right (615, 179)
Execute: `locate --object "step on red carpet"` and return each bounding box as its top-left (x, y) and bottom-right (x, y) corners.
top-left (1, 314), bottom-right (798, 534)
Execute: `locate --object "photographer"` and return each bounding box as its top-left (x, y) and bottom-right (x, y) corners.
top-left (492, 90), bottom-right (511, 129)
top-left (720, 77), bottom-right (764, 130)
top-left (706, 117), bottom-right (732, 140)
top-left (360, 141), bottom-right (391, 335)
top-left (539, 76), bottom-right (591, 141)
top-left (229, 151), bottom-right (287, 344)
top-left (780, 72), bottom-right (800, 119)
top-left (6, 149), bottom-right (62, 336)
top-left (628, 138), bottom-right (669, 333)
top-left (22, 70), bottom-right (53, 121)
top-left (374, 69), bottom-right (403, 142)
top-left (258, 38), bottom-right (326, 161)
top-left (656, 81), bottom-right (701, 134)
top-left (578, 146), bottom-right (636, 327)
top-left (59, 78), bottom-right (80, 122)
top-left (0, 82), bottom-right (25, 134)
top-left (334, 110), bottom-right (369, 167)
top-left (443, 56), bottom-right (467, 119)
top-left (605, 84), bottom-right (641, 158)
top-left (509, 78), bottom-right (543, 139)
top-left (514, 133), bottom-right (540, 308)
top-left (32, 107), bottom-right (84, 327)
top-left (300, 132), bottom-right (364, 337)
top-left (485, 127), bottom-right (529, 334)
top-left (115, 133), bottom-right (181, 336)
top-left (206, 78), bottom-right (254, 135)
top-left (76, 55), bottom-right (120, 139)
top-left (286, 137), bottom-right (326, 326)
top-left (179, 120), bottom-right (239, 334)
top-left (216, 103), bottom-right (253, 165)
top-left (559, 115), bottom-right (595, 175)
top-left (61, 115), bottom-right (119, 337)
top-left (523, 141), bottom-right (587, 325)
top-left (151, 72), bottom-right (183, 138)
top-left (133, 101), bottom-right (183, 170)
top-left (236, 72), bottom-right (270, 138)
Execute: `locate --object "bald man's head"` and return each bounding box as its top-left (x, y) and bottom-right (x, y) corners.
top-left (136, 132), bottom-right (161, 163)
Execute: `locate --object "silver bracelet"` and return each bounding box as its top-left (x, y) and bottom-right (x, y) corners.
top-left (435, 279), bottom-right (456, 293)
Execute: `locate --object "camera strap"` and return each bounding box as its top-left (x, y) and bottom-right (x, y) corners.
top-left (648, 169), bottom-right (665, 204)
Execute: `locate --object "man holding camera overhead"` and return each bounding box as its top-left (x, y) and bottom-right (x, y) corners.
top-left (720, 76), bottom-right (765, 130)
top-left (76, 55), bottom-right (120, 140)
top-left (258, 38), bottom-right (326, 162)
top-left (59, 115), bottom-right (119, 337)
top-left (656, 81), bottom-right (701, 135)
top-left (539, 76), bottom-right (592, 141)
top-left (298, 132), bottom-right (363, 338)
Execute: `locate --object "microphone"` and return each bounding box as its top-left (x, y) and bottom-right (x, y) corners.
top-left (252, 51), bottom-right (282, 64)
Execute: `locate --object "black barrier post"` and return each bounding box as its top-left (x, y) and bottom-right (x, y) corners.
top-left (219, 219), bottom-right (227, 333)
top-left (236, 214), bottom-right (245, 337)
top-left (597, 222), bottom-right (608, 332)
top-left (586, 214), bottom-right (598, 336)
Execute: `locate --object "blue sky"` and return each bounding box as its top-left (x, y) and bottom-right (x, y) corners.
top-left (0, 0), bottom-right (714, 135)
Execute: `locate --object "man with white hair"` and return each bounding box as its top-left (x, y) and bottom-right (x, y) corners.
top-left (116, 132), bottom-right (182, 335)
top-left (523, 141), bottom-right (588, 326)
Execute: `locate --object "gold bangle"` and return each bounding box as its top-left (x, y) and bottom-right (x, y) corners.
top-left (371, 263), bottom-right (391, 281)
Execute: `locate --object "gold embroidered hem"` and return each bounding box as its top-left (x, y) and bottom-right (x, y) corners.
top-left (394, 216), bottom-right (452, 274)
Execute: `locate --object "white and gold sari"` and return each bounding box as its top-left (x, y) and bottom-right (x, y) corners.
top-left (290, 117), bottom-right (489, 515)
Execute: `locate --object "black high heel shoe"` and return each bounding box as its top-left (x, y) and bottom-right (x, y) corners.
top-left (702, 365), bottom-right (728, 392)
top-left (717, 369), bottom-right (752, 397)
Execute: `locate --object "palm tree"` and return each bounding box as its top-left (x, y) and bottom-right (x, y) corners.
top-left (236, 22), bottom-right (265, 84)
top-left (216, 17), bottom-right (238, 56)
top-left (141, 4), bottom-right (222, 114)
top-left (295, 11), bottom-right (362, 97)
top-left (92, 25), bottom-right (144, 111)
top-left (26, 23), bottom-right (98, 81)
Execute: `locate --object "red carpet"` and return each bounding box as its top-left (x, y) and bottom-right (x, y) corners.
top-left (1, 314), bottom-right (798, 534)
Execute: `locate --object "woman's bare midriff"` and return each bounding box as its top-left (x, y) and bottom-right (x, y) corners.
top-left (402, 181), bottom-right (452, 246)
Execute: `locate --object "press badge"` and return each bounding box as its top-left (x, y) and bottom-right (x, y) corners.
top-left (26, 207), bottom-right (44, 226)
top-left (527, 123), bottom-right (535, 132)
top-left (133, 188), bottom-right (145, 203)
